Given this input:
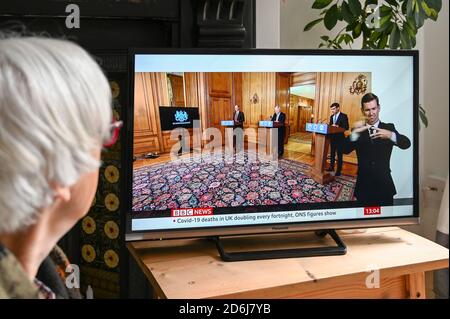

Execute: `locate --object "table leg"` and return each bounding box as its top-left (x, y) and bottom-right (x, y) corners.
top-left (407, 272), bottom-right (426, 299)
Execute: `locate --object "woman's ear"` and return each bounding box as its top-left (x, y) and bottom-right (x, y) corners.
top-left (53, 185), bottom-right (71, 203)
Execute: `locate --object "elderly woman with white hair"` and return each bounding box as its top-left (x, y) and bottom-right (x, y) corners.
top-left (0, 36), bottom-right (117, 298)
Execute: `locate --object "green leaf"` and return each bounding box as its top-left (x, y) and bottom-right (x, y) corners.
top-left (321, 35), bottom-right (330, 41)
top-left (425, 0), bottom-right (442, 11)
top-left (380, 5), bottom-right (393, 16)
top-left (352, 23), bottom-right (362, 38)
top-left (411, 35), bottom-right (417, 47)
top-left (406, 0), bottom-right (414, 15)
top-left (312, 0), bottom-right (333, 9)
top-left (362, 24), bottom-right (371, 38)
top-left (378, 34), bottom-right (389, 48)
top-left (343, 34), bottom-right (354, 44)
top-left (318, 43), bottom-right (325, 48)
top-left (337, 34), bottom-right (351, 46)
top-left (324, 4), bottom-right (340, 30)
top-left (419, 104), bottom-right (426, 114)
top-left (346, 20), bottom-right (359, 31)
top-left (419, 105), bottom-right (428, 127)
top-left (369, 42), bottom-right (379, 49)
top-left (421, 0), bottom-right (432, 16)
top-left (401, 0), bottom-right (408, 14)
top-left (415, 9), bottom-right (425, 27)
top-left (429, 8), bottom-right (438, 20)
top-left (377, 20), bottom-right (393, 32)
top-left (400, 28), bottom-right (412, 49)
top-left (336, 5), bottom-right (343, 21)
top-left (370, 31), bottom-right (382, 42)
top-left (404, 25), bottom-right (416, 39)
top-left (379, 13), bottom-right (392, 27)
top-left (386, 23), bottom-right (395, 34)
top-left (304, 18), bottom-right (324, 31)
top-left (341, 1), bottom-right (355, 23)
top-left (405, 17), bottom-right (418, 36)
top-left (333, 42), bottom-right (343, 49)
top-left (348, 0), bottom-right (362, 16)
top-left (389, 25), bottom-right (401, 49)
top-left (414, 2), bottom-right (427, 27)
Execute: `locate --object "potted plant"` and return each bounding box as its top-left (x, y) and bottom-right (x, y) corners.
top-left (304, 0), bottom-right (443, 128)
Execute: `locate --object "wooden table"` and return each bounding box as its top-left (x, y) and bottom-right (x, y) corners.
top-left (127, 227), bottom-right (449, 299)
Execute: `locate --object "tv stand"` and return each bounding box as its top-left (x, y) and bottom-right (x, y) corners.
top-left (127, 227), bottom-right (449, 298)
top-left (212, 230), bottom-right (346, 262)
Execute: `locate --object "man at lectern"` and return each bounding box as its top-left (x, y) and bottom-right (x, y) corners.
top-left (327, 103), bottom-right (349, 176)
top-left (271, 105), bottom-right (286, 158)
top-left (233, 105), bottom-right (245, 151)
top-left (343, 93), bottom-right (411, 206)
top-left (233, 104), bottom-right (245, 128)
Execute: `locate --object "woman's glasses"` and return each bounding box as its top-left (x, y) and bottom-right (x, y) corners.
top-left (103, 120), bottom-right (123, 148)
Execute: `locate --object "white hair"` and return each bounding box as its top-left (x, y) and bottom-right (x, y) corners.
top-left (0, 36), bottom-right (112, 234)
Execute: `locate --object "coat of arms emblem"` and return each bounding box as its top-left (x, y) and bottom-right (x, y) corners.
top-left (174, 110), bottom-right (189, 122)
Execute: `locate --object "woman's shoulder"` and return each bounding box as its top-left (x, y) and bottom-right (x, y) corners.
top-left (0, 244), bottom-right (41, 299)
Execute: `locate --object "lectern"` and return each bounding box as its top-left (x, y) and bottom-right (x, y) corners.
top-left (306, 123), bottom-right (345, 184)
top-left (221, 120), bottom-right (244, 151)
top-left (259, 121), bottom-right (284, 160)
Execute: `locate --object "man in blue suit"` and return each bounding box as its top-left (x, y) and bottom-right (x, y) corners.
top-left (327, 102), bottom-right (349, 176)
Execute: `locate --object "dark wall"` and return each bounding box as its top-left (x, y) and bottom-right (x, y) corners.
top-left (0, 0), bottom-right (255, 50)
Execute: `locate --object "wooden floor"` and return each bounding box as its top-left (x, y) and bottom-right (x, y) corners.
top-left (133, 144), bottom-right (358, 177)
top-left (133, 152), bottom-right (194, 169)
top-left (284, 148), bottom-right (358, 177)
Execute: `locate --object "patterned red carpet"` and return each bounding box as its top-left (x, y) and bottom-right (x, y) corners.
top-left (132, 152), bottom-right (356, 211)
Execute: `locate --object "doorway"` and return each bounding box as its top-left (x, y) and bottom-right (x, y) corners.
top-left (287, 84), bottom-right (315, 155)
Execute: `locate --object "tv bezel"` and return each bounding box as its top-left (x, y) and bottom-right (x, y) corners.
top-left (124, 48), bottom-right (419, 241)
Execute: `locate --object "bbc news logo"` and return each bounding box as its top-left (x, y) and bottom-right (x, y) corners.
top-left (364, 206), bottom-right (381, 216)
top-left (171, 208), bottom-right (213, 217)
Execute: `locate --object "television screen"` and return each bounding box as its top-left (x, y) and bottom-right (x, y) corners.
top-left (126, 49), bottom-right (418, 241)
top-left (159, 106), bottom-right (199, 131)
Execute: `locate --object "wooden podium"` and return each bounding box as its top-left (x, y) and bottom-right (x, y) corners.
top-left (221, 120), bottom-right (244, 151)
top-left (259, 121), bottom-right (284, 160)
top-left (220, 120), bottom-right (242, 128)
top-left (306, 123), bottom-right (345, 184)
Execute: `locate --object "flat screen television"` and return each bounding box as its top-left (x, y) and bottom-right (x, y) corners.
top-left (158, 106), bottom-right (200, 131)
top-left (125, 49), bottom-right (418, 260)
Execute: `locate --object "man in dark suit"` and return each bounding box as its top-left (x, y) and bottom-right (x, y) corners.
top-left (233, 105), bottom-right (245, 151)
top-left (343, 93), bottom-right (411, 206)
top-left (233, 104), bottom-right (245, 127)
top-left (271, 105), bottom-right (286, 158)
top-left (327, 102), bottom-right (349, 176)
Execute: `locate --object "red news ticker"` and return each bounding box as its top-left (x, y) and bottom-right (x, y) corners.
top-left (171, 208), bottom-right (213, 217)
top-left (364, 206), bottom-right (381, 215)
